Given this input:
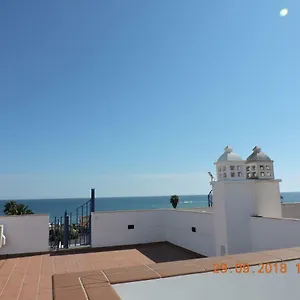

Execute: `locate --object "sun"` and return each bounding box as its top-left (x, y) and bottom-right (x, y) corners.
top-left (279, 8), bottom-right (288, 17)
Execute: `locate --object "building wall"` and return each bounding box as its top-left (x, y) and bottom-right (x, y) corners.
top-left (282, 203), bottom-right (300, 219)
top-left (165, 210), bottom-right (215, 257)
top-left (91, 210), bottom-right (215, 256)
top-left (212, 181), bottom-right (228, 256)
top-left (224, 181), bottom-right (257, 255)
top-left (254, 180), bottom-right (282, 218)
top-left (250, 216), bottom-right (300, 251)
top-left (213, 181), bottom-right (256, 256)
top-left (0, 215), bottom-right (49, 255)
top-left (91, 210), bottom-right (165, 248)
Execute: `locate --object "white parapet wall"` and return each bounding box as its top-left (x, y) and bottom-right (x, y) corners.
top-left (91, 210), bottom-right (166, 248)
top-left (0, 214), bottom-right (49, 255)
top-left (165, 210), bottom-right (215, 257)
top-left (250, 216), bottom-right (300, 252)
top-left (282, 203), bottom-right (300, 219)
top-left (91, 209), bottom-right (215, 257)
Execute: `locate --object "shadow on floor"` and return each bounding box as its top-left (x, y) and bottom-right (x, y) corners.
top-left (134, 242), bottom-right (205, 263)
top-left (1, 242), bottom-right (205, 264)
top-left (48, 242), bottom-right (205, 262)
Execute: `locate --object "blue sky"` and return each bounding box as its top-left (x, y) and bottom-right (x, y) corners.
top-left (0, 0), bottom-right (299, 199)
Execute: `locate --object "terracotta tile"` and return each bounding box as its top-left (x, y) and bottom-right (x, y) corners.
top-left (19, 255), bottom-right (42, 300)
top-left (84, 253), bottom-right (98, 270)
top-left (53, 285), bottom-right (86, 300)
top-left (104, 266), bottom-right (160, 284)
top-left (191, 256), bottom-right (237, 272)
top-left (230, 252), bottom-right (282, 265)
top-left (38, 256), bottom-right (54, 294)
top-left (53, 271), bottom-right (112, 300)
top-left (53, 273), bottom-right (81, 290)
top-left (0, 257), bottom-right (30, 300)
top-left (0, 258), bottom-right (18, 293)
top-left (261, 249), bottom-right (300, 261)
top-left (38, 275), bottom-right (52, 292)
top-left (40, 255), bottom-right (54, 277)
top-left (53, 270), bottom-right (108, 291)
top-left (285, 247), bottom-right (300, 255)
top-left (52, 273), bottom-right (84, 300)
top-left (104, 265), bottom-right (150, 275)
top-left (65, 254), bottom-right (81, 273)
top-left (81, 279), bottom-right (121, 300)
top-left (0, 242), bottom-right (205, 299)
top-left (53, 256), bottom-right (67, 274)
top-left (37, 289), bottom-right (52, 300)
top-left (76, 253), bottom-right (95, 272)
top-left (151, 261), bottom-right (204, 278)
top-left (0, 258), bottom-right (19, 276)
top-left (80, 270), bottom-right (109, 283)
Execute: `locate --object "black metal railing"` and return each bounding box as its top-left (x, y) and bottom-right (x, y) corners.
top-left (49, 216), bottom-right (64, 250)
top-left (49, 188), bottom-right (96, 250)
top-left (208, 190), bottom-right (213, 207)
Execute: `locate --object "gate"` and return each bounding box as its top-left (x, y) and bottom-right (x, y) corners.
top-left (49, 189), bottom-right (96, 250)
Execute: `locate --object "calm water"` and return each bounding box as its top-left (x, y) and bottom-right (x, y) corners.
top-left (0, 192), bottom-right (299, 221)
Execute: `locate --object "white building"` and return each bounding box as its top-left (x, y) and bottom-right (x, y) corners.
top-left (213, 146), bottom-right (283, 256)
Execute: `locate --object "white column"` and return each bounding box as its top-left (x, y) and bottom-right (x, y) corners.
top-left (213, 180), bottom-right (256, 256)
top-left (254, 180), bottom-right (282, 218)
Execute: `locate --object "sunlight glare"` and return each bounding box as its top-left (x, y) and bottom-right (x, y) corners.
top-left (279, 8), bottom-right (288, 17)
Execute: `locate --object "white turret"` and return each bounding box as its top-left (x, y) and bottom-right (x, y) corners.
top-left (245, 146), bottom-right (274, 180)
top-left (215, 146), bottom-right (245, 180)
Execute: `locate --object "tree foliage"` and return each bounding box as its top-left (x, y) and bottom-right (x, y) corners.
top-left (3, 201), bottom-right (34, 215)
top-left (170, 195), bottom-right (180, 209)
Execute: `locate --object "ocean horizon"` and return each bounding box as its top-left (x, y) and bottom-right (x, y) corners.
top-left (0, 192), bottom-right (299, 221)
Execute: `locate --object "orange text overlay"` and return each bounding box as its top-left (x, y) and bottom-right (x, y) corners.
top-left (213, 263), bottom-right (300, 274)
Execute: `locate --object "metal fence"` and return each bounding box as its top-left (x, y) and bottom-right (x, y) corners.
top-left (49, 189), bottom-right (95, 250)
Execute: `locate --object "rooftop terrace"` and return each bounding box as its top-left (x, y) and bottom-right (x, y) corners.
top-left (2, 241), bottom-right (300, 299)
top-left (0, 242), bottom-right (202, 300)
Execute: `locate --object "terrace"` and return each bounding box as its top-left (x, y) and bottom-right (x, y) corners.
top-left (0, 242), bottom-right (202, 300)
top-left (2, 242), bottom-right (300, 300)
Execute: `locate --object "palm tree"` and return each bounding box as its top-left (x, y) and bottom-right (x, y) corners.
top-left (3, 201), bottom-right (33, 215)
top-left (3, 201), bottom-right (18, 215)
top-left (170, 195), bottom-right (180, 209)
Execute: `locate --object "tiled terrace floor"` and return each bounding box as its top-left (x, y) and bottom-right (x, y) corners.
top-left (0, 242), bottom-right (203, 300)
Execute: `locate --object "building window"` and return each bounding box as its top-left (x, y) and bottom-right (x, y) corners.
top-left (222, 166), bottom-right (226, 171)
top-left (251, 165), bottom-right (256, 171)
top-left (261, 172), bottom-right (265, 177)
top-left (252, 172), bottom-right (257, 177)
top-left (237, 166), bottom-right (241, 171)
top-left (223, 173), bottom-right (227, 178)
top-left (231, 172), bottom-right (235, 177)
top-left (266, 165), bottom-right (271, 170)
top-left (246, 166), bottom-right (250, 171)
top-left (247, 172), bottom-right (251, 178)
top-left (238, 172), bottom-right (242, 177)
top-left (266, 172), bottom-right (271, 177)
top-left (260, 165), bottom-right (264, 170)
top-left (230, 166), bottom-right (234, 171)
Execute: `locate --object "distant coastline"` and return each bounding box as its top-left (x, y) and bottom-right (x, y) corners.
top-left (0, 192), bottom-right (299, 221)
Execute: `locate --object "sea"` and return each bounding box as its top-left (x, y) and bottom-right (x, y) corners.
top-left (0, 192), bottom-right (299, 222)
